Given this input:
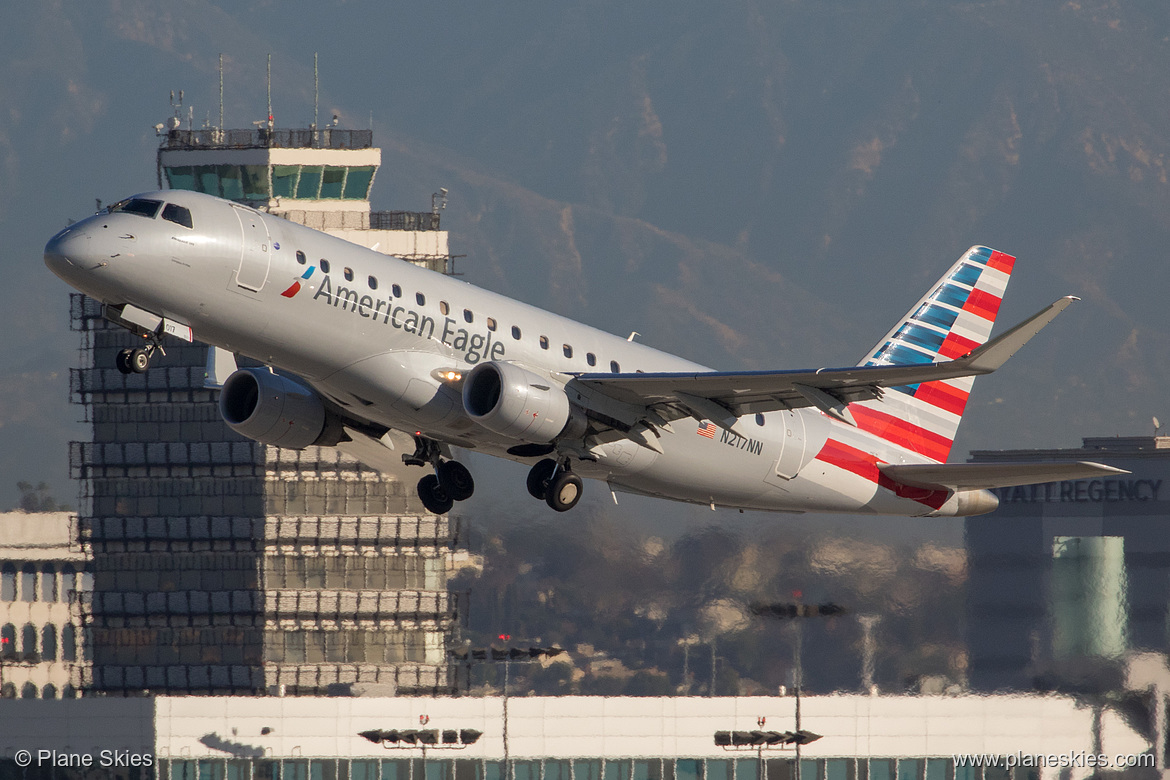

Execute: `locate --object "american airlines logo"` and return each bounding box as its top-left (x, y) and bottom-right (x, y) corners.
top-left (281, 266), bottom-right (316, 298)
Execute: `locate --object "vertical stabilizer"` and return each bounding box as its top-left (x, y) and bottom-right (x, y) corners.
top-left (853, 246), bottom-right (1016, 463)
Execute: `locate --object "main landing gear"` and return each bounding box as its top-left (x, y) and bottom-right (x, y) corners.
top-left (526, 458), bottom-right (583, 512)
top-left (406, 436), bottom-right (475, 515)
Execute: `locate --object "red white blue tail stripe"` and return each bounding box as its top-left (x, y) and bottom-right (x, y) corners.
top-left (851, 246), bottom-right (1015, 463)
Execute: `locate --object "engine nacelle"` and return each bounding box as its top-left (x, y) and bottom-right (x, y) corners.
top-left (219, 368), bottom-right (336, 449)
top-left (462, 361), bottom-right (583, 443)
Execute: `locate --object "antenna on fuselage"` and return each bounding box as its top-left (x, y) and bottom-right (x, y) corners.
top-left (627, 332), bottom-right (640, 342)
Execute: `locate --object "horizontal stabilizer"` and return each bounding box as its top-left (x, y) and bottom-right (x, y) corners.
top-left (878, 461), bottom-right (1130, 491)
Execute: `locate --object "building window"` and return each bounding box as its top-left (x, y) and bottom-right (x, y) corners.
top-left (1, 564), bottom-right (14, 601)
top-left (1, 624), bottom-right (14, 654)
top-left (511, 326), bottom-right (521, 340)
top-left (41, 684), bottom-right (57, 700)
top-left (20, 682), bottom-right (36, 699)
top-left (41, 625), bottom-right (57, 661)
top-left (61, 624), bottom-right (76, 662)
top-left (21, 623), bottom-right (36, 655)
top-left (41, 564), bottom-right (56, 602)
top-left (20, 564), bottom-right (35, 602)
top-left (296, 250), bottom-right (307, 265)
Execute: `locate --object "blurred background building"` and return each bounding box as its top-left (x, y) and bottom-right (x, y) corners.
top-left (966, 436), bottom-right (1170, 693)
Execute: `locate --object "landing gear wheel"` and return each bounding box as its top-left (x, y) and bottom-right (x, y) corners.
top-left (545, 471), bottom-right (583, 512)
top-left (115, 349), bottom-right (133, 375)
top-left (527, 458), bottom-right (558, 501)
top-left (417, 474), bottom-right (454, 515)
top-left (129, 348), bottom-right (151, 374)
top-left (438, 460), bottom-right (475, 502)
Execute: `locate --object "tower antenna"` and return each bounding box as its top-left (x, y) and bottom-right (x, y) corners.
top-left (266, 53), bottom-right (273, 128)
top-left (218, 53), bottom-right (224, 130)
top-left (314, 52), bottom-right (319, 141)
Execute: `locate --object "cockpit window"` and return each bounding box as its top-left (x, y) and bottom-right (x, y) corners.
top-left (109, 198), bottom-right (163, 218)
top-left (161, 203), bottom-right (193, 229)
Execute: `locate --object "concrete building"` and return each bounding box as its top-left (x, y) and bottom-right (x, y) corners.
top-left (0, 511), bottom-right (87, 699)
top-left (64, 122), bottom-right (460, 697)
top-left (0, 693), bottom-right (1153, 780)
top-left (965, 436), bottom-right (1170, 693)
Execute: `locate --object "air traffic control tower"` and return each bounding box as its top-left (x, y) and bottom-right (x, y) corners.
top-left (67, 121), bottom-right (460, 697)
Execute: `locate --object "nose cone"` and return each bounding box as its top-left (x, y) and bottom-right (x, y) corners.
top-left (44, 227), bottom-right (81, 278)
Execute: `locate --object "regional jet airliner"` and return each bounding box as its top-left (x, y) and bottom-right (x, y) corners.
top-left (44, 191), bottom-right (1123, 515)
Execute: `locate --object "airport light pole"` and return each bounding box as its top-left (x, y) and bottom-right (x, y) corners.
top-left (448, 639), bottom-right (565, 778)
top-left (750, 596), bottom-right (846, 779)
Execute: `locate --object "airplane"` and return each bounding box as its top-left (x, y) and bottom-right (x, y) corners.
top-left (43, 190), bottom-right (1125, 517)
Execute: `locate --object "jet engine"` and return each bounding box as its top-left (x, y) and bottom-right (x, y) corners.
top-left (219, 368), bottom-right (340, 449)
top-left (462, 361), bottom-right (585, 443)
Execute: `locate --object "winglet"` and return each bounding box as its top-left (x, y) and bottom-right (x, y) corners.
top-left (961, 296), bottom-right (1078, 373)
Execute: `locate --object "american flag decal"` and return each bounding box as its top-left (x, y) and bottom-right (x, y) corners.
top-left (697, 421), bottom-right (717, 439)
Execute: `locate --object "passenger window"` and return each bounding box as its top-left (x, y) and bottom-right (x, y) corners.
top-left (756, 413), bottom-right (766, 427)
top-left (416, 292), bottom-right (426, 306)
top-left (511, 326), bottom-right (522, 340)
top-left (463, 309), bottom-right (473, 323)
top-left (563, 344), bottom-right (573, 358)
top-left (368, 276), bottom-right (378, 290)
top-left (320, 259), bottom-right (331, 273)
top-left (392, 284), bottom-right (401, 298)
top-left (487, 318), bottom-right (497, 331)
top-left (539, 336), bottom-right (550, 350)
top-left (161, 203), bottom-right (193, 229)
top-left (610, 360), bottom-right (620, 373)
top-left (296, 251), bottom-right (307, 265)
top-left (344, 267), bottom-right (354, 282)
top-left (439, 301), bottom-right (449, 316)
top-left (586, 353), bottom-right (596, 367)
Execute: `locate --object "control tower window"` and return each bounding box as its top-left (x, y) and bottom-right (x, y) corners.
top-left (297, 167), bottom-right (323, 199)
top-left (343, 166), bottom-right (376, 200)
top-left (320, 166), bottom-right (346, 199)
top-left (273, 165), bottom-right (301, 198)
top-left (161, 203), bottom-right (193, 229)
top-left (110, 198), bottom-right (163, 219)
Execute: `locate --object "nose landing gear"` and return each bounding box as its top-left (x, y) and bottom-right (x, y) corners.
top-left (115, 346), bottom-right (156, 375)
top-left (526, 457), bottom-right (583, 512)
top-left (406, 435), bottom-right (475, 515)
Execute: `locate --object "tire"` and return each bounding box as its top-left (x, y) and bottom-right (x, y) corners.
top-left (545, 471), bottom-right (583, 512)
top-left (129, 348), bottom-right (151, 374)
top-left (438, 460), bottom-right (475, 502)
top-left (115, 349), bottom-right (133, 375)
top-left (417, 474), bottom-right (454, 515)
top-left (526, 458), bottom-right (558, 501)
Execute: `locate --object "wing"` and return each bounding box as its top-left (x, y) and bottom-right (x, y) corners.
top-left (570, 297), bottom-right (1076, 434)
top-left (878, 461), bottom-right (1130, 491)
